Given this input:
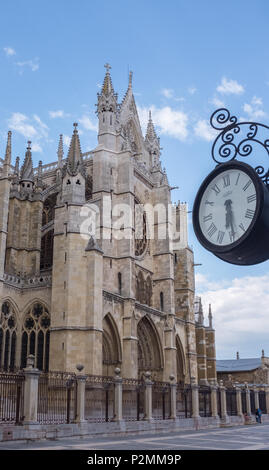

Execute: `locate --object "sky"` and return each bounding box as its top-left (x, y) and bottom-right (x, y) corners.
top-left (1, 0), bottom-right (269, 359)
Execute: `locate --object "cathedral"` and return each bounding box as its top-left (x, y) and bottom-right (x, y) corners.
top-left (0, 65), bottom-right (217, 386)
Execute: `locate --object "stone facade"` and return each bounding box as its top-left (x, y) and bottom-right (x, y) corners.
top-left (0, 66), bottom-right (217, 385)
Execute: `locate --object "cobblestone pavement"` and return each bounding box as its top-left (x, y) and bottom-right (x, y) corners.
top-left (0, 423), bottom-right (269, 450)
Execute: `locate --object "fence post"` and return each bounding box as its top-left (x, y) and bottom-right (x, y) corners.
top-left (113, 367), bottom-right (122, 422)
top-left (191, 377), bottom-right (200, 419)
top-left (235, 383), bottom-right (243, 420)
top-left (219, 380), bottom-right (229, 424)
top-left (254, 385), bottom-right (260, 411)
top-left (244, 383), bottom-right (252, 417)
top-left (265, 385), bottom-right (269, 414)
top-left (169, 374), bottom-right (177, 420)
top-left (75, 365), bottom-right (86, 424)
top-left (23, 355), bottom-right (41, 425)
top-left (209, 379), bottom-right (218, 419)
top-left (143, 371), bottom-right (153, 421)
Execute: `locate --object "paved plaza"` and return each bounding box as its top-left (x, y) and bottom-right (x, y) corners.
top-left (0, 423), bottom-right (269, 451)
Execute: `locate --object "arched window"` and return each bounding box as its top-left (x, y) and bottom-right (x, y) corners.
top-left (40, 230), bottom-right (54, 270)
top-left (0, 301), bottom-right (17, 371)
top-left (85, 175), bottom-right (93, 201)
top-left (118, 272), bottom-right (122, 295)
top-left (20, 303), bottom-right (50, 371)
top-left (42, 193), bottom-right (57, 227)
top-left (160, 292), bottom-right (164, 312)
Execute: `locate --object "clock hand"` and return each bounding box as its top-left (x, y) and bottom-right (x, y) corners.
top-left (224, 199), bottom-right (236, 241)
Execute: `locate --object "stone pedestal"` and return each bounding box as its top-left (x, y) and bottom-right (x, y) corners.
top-left (113, 368), bottom-right (122, 422)
top-left (75, 370), bottom-right (87, 423)
top-left (191, 377), bottom-right (200, 419)
top-left (209, 380), bottom-right (218, 418)
top-left (143, 372), bottom-right (153, 421)
top-left (235, 384), bottom-right (243, 419)
top-left (23, 355), bottom-right (41, 425)
top-left (219, 380), bottom-right (230, 424)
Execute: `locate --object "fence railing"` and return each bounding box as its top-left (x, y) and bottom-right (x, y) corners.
top-left (0, 371), bottom-right (25, 424)
top-left (85, 375), bottom-right (114, 423)
top-left (0, 367), bottom-right (268, 426)
top-left (37, 371), bottom-right (77, 424)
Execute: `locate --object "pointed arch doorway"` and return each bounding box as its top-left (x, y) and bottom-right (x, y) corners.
top-left (137, 315), bottom-right (163, 381)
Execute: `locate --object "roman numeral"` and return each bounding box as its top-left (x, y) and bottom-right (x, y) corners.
top-left (243, 180), bottom-right (252, 191)
top-left (205, 200), bottom-right (214, 206)
top-left (223, 174), bottom-right (230, 188)
top-left (207, 223), bottom-right (217, 238)
top-left (217, 231), bottom-right (225, 244)
top-left (245, 209), bottom-right (255, 219)
top-left (239, 223), bottom-right (245, 232)
top-left (203, 213), bottom-right (213, 223)
top-left (247, 194), bottom-right (256, 203)
top-left (229, 231), bottom-right (235, 243)
top-left (211, 184), bottom-right (221, 195)
top-left (235, 173), bottom-right (240, 185)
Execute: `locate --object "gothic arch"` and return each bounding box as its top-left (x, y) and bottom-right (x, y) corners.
top-left (102, 313), bottom-right (122, 376)
top-left (0, 299), bottom-right (19, 371)
top-left (21, 302), bottom-right (50, 371)
top-left (137, 315), bottom-right (163, 380)
top-left (176, 335), bottom-right (186, 384)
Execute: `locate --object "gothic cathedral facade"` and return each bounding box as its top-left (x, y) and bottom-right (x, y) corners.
top-left (0, 66), bottom-right (216, 385)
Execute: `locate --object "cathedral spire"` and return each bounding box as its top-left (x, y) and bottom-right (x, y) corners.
top-left (208, 304), bottom-right (213, 329)
top-left (101, 63), bottom-right (115, 96)
top-left (97, 64), bottom-right (118, 148)
top-left (67, 123), bottom-right (82, 175)
top-left (20, 141), bottom-right (34, 183)
top-left (145, 111), bottom-right (161, 169)
top-left (198, 297), bottom-right (204, 326)
top-left (2, 131), bottom-right (12, 177)
top-left (57, 134), bottom-right (63, 167)
top-left (145, 110), bottom-right (158, 142)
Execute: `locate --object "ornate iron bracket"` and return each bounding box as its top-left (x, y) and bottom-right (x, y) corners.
top-left (210, 108), bottom-right (269, 186)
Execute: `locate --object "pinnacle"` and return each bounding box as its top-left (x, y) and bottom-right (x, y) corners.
top-left (20, 141), bottom-right (34, 182)
top-left (101, 63), bottom-right (115, 96)
top-left (67, 123), bottom-right (82, 174)
top-left (145, 110), bottom-right (158, 142)
top-left (4, 130), bottom-right (12, 167)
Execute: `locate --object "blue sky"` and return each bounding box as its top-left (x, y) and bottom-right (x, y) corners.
top-left (1, 0), bottom-right (269, 359)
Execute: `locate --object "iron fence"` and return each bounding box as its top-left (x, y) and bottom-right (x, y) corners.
top-left (241, 390), bottom-right (247, 415)
top-left (198, 386), bottom-right (212, 417)
top-left (176, 385), bottom-right (192, 419)
top-left (37, 371), bottom-right (77, 424)
top-left (0, 371), bottom-right (25, 424)
top-left (122, 378), bottom-right (144, 421)
top-left (226, 388), bottom-right (237, 416)
top-left (152, 381), bottom-right (171, 420)
top-left (85, 375), bottom-right (114, 422)
top-left (250, 390), bottom-right (255, 414)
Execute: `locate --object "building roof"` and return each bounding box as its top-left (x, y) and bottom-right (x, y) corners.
top-left (216, 358), bottom-right (262, 372)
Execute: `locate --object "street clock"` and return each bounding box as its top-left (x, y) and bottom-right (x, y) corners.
top-left (192, 108), bottom-right (269, 265)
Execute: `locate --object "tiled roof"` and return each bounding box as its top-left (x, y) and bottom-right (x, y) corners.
top-left (216, 358), bottom-right (262, 372)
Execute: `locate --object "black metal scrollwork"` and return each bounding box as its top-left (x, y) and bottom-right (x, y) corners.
top-left (210, 108), bottom-right (269, 186)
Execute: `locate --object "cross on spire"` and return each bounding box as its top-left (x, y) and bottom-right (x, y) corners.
top-left (104, 63), bottom-right (111, 73)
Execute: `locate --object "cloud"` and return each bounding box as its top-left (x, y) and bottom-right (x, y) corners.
top-left (8, 113), bottom-right (38, 139)
top-left (7, 112), bottom-right (49, 152)
top-left (16, 58), bottom-right (39, 72)
top-left (49, 110), bottom-right (70, 119)
top-left (242, 96), bottom-right (266, 120)
top-left (161, 88), bottom-right (174, 99)
top-left (194, 119), bottom-right (218, 141)
top-left (138, 105), bottom-right (188, 141)
top-left (79, 115), bottom-right (98, 132)
top-left (196, 273), bottom-right (269, 359)
top-left (3, 47), bottom-right (16, 56)
top-left (217, 77), bottom-right (244, 95)
top-left (210, 96), bottom-right (225, 108)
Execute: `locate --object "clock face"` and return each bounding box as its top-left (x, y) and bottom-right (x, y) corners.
top-left (198, 168), bottom-right (258, 247)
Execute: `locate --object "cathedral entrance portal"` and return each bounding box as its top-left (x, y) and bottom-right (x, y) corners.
top-left (137, 315), bottom-right (163, 381)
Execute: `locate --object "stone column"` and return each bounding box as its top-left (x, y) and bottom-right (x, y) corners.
top-left (235, 383), bottom-right (243, 419)
top-left (23, 355), bottom-right (41, 425)
top-left (254, 385), bottom-right (259, 410)
top-left (245, 383), bottom-right (252, 416)
top-left (113, 367), bottom-right (122, 422)
top-left (169, 374), bottom-right (177, 420)
top-left (191, 377), bottom-right (200, 419)
top-left (75, 365), bottom-right (86, 423)
top-left (209, 379), bottom-right (218, 419)
top-left (143, 371), bottom-right (153, 421)
top-left (219, 380), bottom-right (229, 424)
